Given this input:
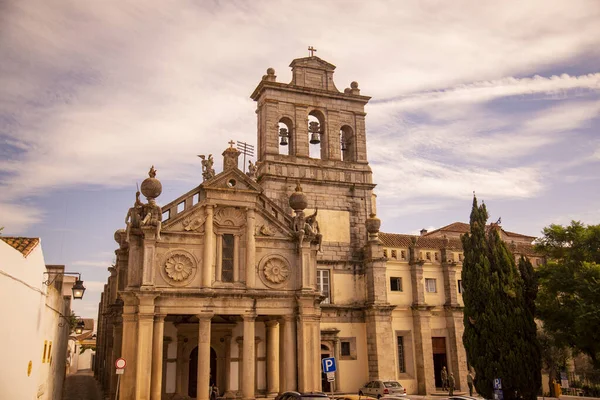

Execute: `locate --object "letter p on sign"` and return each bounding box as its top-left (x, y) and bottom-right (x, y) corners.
top-left (322, 357), bottom-right (336, 373)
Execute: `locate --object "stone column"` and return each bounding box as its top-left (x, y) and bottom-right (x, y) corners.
top-left (135, 294), bottom-right (156, 400)
top-left (203, 205), bottom-right (214, 287)
top-left (176, 335), bottom-right (185, 395)
top-left (281, 315), bottom-right (297, 391)
top-left (223, 335), bottom-right (233, 397)
top-left (245, 209), bottom-right (256, 287)
top-left (216, 234), bottom-right (223, 282)
top-left (333, 337), bottom-right (341, 390)
top-left (120, 309), bottom-right (138, 400)
top-left (233, 235), bottom-right (240, 282)
top-left (197, 314), bottom-right (213, 400)
top-left (242, 314), bottom-right (256, 400)
top-left (151, 314), bottom-right (166, 400)
top-left (236, 337), bottom-right (244, 398)
top-left (446, 309), bottom-right (468, 392)
top-left (365, 307), bottom-right (396, 382)
top-left (266, 320), bottom-right (280, 396)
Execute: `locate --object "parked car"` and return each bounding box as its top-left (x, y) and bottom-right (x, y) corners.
top-left (359, 380), bottom-right (407, 398)
top-left (276, 391), bottom-right (329, 400)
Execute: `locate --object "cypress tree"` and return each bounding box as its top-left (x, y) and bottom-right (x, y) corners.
top-left (462, 197), bottom-right (541, 400)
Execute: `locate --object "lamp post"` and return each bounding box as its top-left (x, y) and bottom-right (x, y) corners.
top-left (75, 320), bottom-right (85, 335)
top-left (42, 271), bottom-right (86, 299)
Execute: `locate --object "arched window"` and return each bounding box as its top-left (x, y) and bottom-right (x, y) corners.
top-left (278, 118), bottom-right (293, 156)
top-left (340, 125), bottom-right (355, 162)
top-left (308, 110), bottom-right (326, 159)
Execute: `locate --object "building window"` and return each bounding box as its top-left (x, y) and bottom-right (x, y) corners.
top-left (317, 269), bottom-right (331, 304)
top-left (425, 278), bottom-right (437, 293)
top-left (426, 252), bottom-right (431, 260)
top-left (222, 234), bottom-right (234, 282)
top-left (390, 277), bottom-right (403, 292)
top-left (536, 258), bottom-right (542, 266)
top-left (391, 249), bottom-right (397, 259)
top-left (434, 252), bottom-right (439, 261)
top-left (340, 337), bottom-right (357, 360)
top-left (397, 336), bottom-right (406, 373)
top-left (42, 340), bottom-right (48, 363)
top-left (458, 280), bottom-right (463, 294)
top-left (383, 249), bottom-right (388, 258)
top-left (458, 253), bottom-right (463, 262)
top-left (401, 250), bottom-right (406, 260)
top-left (341, 341), bottom-right (350, 356)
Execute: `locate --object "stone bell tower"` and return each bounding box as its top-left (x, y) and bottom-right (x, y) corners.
top-left (250, 53), bottom-right (376, 258)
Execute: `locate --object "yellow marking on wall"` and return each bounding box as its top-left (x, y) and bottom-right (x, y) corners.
top-left (306, 209), bottom-right (350, 243)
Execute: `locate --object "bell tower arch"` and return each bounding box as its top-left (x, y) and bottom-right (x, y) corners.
top-left (250, 54), bottom-right (376, 257)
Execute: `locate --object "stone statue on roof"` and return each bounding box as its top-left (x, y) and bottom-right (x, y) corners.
top-left (199, 154), bottom-right (216, 181)
top-left (125, 189), bottom-right (144, 242)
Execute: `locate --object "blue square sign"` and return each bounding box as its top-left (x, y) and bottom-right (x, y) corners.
top-left (494, 378), bottom-right (502, 390)
top-left (322, 357), bottom-right (336, 373)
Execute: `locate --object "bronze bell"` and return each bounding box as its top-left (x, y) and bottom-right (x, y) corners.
top-left (279, 127), bottom-right (289, 146)
top-left (310, 132), bottom-right (320, 144)
top-left (341, 139), bottom-right (347, 151)
top-left (308, 121), bottom-right (320, 144)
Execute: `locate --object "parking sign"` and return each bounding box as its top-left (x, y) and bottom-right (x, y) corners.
top-left (322, 357), bottom-right (336, 373)
top-left (494, 378), bottom-right (502, 390)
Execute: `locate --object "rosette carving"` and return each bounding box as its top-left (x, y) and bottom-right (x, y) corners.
top-left (165, 253), bottom-right (193, 281)
top-left (264, 258), bottom-right (290, 283)
top-left (258, 254), bottom-right (291, 288)
top-left (159, 249), bottom-right (198, 286)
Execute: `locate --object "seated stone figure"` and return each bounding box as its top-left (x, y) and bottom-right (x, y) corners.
top-left (141, 198), bottom-right (162, 241)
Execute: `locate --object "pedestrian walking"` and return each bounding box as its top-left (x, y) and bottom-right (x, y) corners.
top-left (441, 366), bottom-right (448, 391)
top-left (467, 371), bottom-right (474, 396)
top-left (448, 372), bottom-right (455, 396)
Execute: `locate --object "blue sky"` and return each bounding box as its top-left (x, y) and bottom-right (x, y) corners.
top-left (1, 0), bottom-right (599, 317)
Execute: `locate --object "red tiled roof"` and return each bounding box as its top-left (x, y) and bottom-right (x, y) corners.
top-left (424, 222), bottom-right (470, 236)
top-left (379, 233), bottom-right (463, 250)
top-left (503, 230), bottom-right (536, 241)
top-left (0, 237), bottom-right (40, 257)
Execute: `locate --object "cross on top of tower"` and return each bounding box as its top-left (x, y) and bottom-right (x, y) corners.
top-left (308, 46), bottom-right (317, 57)
top-left (228, 140), bottom-right (235, 148)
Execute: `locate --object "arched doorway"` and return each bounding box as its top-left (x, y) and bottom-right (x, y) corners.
top-left (321, 344), bottom-right (332, 392)
top-left (188, 347), bottom-right (218, 397)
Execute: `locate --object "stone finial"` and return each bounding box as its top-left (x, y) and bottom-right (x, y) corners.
top-left (289, 182), bottom-right (308, 212)
top-left (140, 165), bottom-right (162, 200)
top-left (366, 213), bottom-right (381, 242)
top-left (222, 144), bottom-right (241, 171)
top-left (350, 81), bottom-right (360, 95)
top-left (263, 67), bottom-right (277, 82)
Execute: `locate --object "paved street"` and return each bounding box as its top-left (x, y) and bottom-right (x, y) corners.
top-left (63, 369), bottom-right (103, 400)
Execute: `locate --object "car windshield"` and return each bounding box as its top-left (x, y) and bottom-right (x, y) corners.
top-left (384, 382), bottom-right (402, 388)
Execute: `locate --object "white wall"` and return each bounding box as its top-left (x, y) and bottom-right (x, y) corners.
top-left (0, 240), bottom-right (47, 400)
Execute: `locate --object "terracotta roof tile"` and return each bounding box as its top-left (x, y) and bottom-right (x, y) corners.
top-left (0, 237), bottom-right (40, 257)
top-left (424, 222), bottom-right (470, 236)
top-left (379, 233), bottom-right (463, 250)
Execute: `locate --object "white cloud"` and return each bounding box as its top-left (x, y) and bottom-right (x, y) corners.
top-left (0, 202), bottom-right (44, 235)
top-left (71, 260), bottom-right (112, 269)
top-left (0, 0), bottom-right (599, 232)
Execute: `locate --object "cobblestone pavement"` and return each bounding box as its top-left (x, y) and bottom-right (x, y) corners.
top-left (63, 369), bottom-right (103, 400)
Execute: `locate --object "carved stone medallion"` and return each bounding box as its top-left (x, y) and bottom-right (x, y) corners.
top-left (159, 249), bottom-right (198, 286)
top-left (258, 254), bottom-right (291, 289)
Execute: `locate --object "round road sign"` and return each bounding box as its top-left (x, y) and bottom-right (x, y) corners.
top-left (115, 358), bottom-right (126, 369)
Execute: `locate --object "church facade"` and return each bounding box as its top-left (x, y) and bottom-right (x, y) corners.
top-left (95, 55), bottom-right (540, 400)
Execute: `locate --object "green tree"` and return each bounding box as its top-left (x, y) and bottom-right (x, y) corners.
top-left (462, 197), bottom-right (541, 400)
top-left (536, 221), bottom-right (600, 368)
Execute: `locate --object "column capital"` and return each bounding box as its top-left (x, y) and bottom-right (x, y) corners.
top-left (197, 312), bottom-right (214, 321)
top-left (280, 314), bottom-right (296, 323)
top-left (154, 314), bottom-right (167, 321)
top-left (122, 313), bottom-right (137, 323)
top-left (265, 320), bottom-right (279, 328)
top-left (242, 313), bottom-right (257, 322)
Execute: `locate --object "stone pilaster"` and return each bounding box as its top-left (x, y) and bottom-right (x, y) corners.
top-left (120, 297), bottom-right (138, 400)
top-left (109, 314), bottom-right (123, 400)
top-left (265, 320), bottom-right (280, 396)
top-left (197, 313), bottom-right (214, 400)
top-left (140, 226), bottom-right (158, 289)
top-left (135, 294), bottom-right (156, 400)
top-left (236, 337), bottom-right (244, 398)
top-left (412, 307), bottom-right (435, 394)
top-left (151, 314), bottom-right (166, 400)
top-left (446, 308), bottom-right (468, 392)
top-left (280, 315), bottom-right (297, 391)
top-left (223, 334), bottom-right (234, 398)
top-left (242, 314), bottom-right (256, 400)
top-left (245, 209), bottom-right (256, 287)
top-left (216, 234), bottom-right (223, 282)
top-left (203, 205), bottom-right (214, 287)
top-left (365, 306), bottom-right (396, 381)
top-left (297, 313), bottom-right (320, 392)
top-left (233, 234), bottom-right (240, 282)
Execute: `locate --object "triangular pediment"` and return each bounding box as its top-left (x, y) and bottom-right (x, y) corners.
top-left (289, 56), bottom-right (336, 71)
top-left (202, 167), bottom-right (263, 193)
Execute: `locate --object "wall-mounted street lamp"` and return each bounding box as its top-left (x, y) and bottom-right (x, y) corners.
top-left (42, 272), bottom-right (86, 300)
top-left (74, 320), bottom-right (85, 335)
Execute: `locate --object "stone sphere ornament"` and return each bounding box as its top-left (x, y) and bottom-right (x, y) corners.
top-left (289, 182), bottom-right (308, 212)
top-left (141, 165), bottom-right (162, 199)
